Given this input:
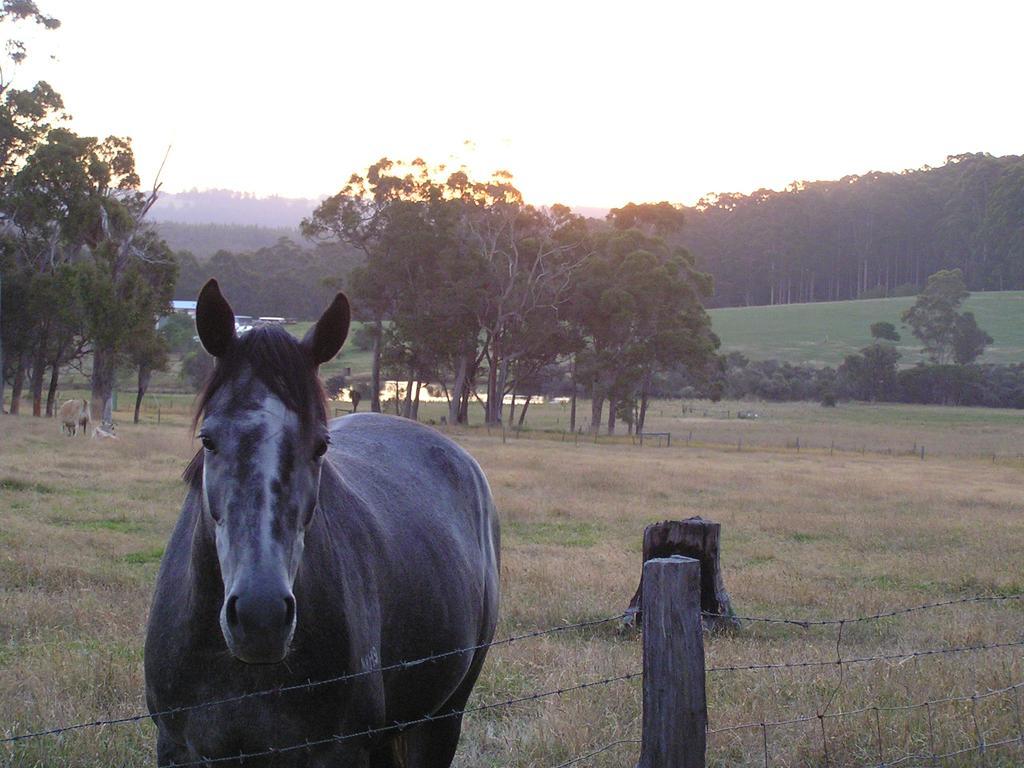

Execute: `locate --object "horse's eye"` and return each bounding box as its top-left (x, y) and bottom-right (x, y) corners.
top-left (314, 439), bottom-right (329, 460)
top-left (200, 435), bottom-right (217, 452)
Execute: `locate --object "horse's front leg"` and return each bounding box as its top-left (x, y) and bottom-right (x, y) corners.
top-left (308, 742), bottom-right (371, 768)
top-left (155, 730), bottom-right (191, 767)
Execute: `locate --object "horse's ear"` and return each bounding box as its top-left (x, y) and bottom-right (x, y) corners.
top-left (196, 279), bottom-right (236, 358)
top-left (304, 293), bottom-right (350, 366)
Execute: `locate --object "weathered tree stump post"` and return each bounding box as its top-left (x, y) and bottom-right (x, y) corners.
top-left (638, 556), bottom-right (707, 768)
top-left (625, 517), bottom-right (739, 631)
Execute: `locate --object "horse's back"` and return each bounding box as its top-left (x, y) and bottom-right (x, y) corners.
top-left (328, 413), bottom-right (495, 533)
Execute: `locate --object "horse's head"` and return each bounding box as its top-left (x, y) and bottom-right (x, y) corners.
top-left (192, 279), bottom-right (349, 664)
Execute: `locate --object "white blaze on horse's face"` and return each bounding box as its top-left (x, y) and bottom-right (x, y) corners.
top-left (200, 373), bottom-right (325, 664)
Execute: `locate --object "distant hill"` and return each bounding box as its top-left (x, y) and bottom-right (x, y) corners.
top-left (708, 291), bottom-right (1024, 367)
top-left (150, 189), bottom-right (612, 258)
top-left (155, 221), bottom-right (302, 259)
top-left (151, 189), bottom-right (321, 227)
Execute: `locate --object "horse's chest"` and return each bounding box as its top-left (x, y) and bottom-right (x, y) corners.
top-left (171, 685), bottom-right (361, 764)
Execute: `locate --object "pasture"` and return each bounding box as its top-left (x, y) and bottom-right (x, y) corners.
top-left (2, 406), bottom-right (1024, 766)
top-left (707, 290), bottom-right (1024, 367)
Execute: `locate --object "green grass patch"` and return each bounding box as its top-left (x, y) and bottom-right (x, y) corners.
top-left (66, 518), bottom-right (145, 534)
top-left (121, 546), bottom-right (165, 564)
top-left (506, 520), bottom-right (604, 548)
top-left (0, 476), bottom-right (56, 494)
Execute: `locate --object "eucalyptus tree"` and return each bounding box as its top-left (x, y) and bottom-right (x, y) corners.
top-left (0, 0), bottom-right (62, 412)
top-left (303, 158), bottom-right (441, 412)
top-left (459, 195), bottom-right (589, 425)
top-left (569, 224), bottom-right (717, 434)
top-left (5, 126), bottom-right (174, 423)
top-left (901, 268), bottom-right (970, 365)
top-left (305, 160), bottom-right (582, 425)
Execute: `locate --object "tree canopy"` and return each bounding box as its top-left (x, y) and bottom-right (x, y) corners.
top-left (680, 153), bottom-right (1024, 307)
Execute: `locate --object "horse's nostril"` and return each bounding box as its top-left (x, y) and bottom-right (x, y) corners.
top-left (283, 595), bottom-right (295, 625)
top-left (225, 594), bottom-right (239, 628)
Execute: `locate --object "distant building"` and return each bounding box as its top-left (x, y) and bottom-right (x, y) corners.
top-left (171, 300), bottom-right (198, 317)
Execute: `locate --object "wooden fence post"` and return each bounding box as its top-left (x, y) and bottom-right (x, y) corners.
top-left (639, 556), bottom-right (707, 768)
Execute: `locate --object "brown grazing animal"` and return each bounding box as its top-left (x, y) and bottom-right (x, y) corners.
top-left (58, 399), bottom-right (90, 436)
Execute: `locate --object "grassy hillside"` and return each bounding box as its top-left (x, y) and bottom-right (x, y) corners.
top-left (708, 290), bottom-right (1024, 367)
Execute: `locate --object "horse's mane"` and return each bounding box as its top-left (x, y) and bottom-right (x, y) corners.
top-left (182, 326), bottom-right (328, 488)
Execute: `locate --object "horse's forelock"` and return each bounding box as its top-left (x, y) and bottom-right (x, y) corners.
top-left (188, 326), bottom-right (327, 484)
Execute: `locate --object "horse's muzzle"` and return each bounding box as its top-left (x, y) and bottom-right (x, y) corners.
top-left (221, 587), bottom-right (296, 664)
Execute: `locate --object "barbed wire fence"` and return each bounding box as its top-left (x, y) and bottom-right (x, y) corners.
top-left (3, 579), bottom-right (1023, 766)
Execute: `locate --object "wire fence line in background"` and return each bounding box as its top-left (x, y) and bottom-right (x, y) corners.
top-left (710, 684), bottom-right (1024, 768)
top-left (708, 679), bottom-right (1024, 735)
top-left (705, 592), bottom-right (1024, 628)
top-left (706, 639), bottom-right (1024, 675)
top-left (457, 421), bottom-right (1024, 466)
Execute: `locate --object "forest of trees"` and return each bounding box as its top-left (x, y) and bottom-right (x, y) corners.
top-left (682, 153), bottom-right (1024, 307)
top-left (174, 238), bottom-right (361, 319)
top-left (155, 221), bottom-right (303, 259)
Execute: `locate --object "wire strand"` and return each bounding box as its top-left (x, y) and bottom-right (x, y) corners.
top-left (159, 670), bottom-right (642, 767)
top-left (0, 613), bottom-right (625, 745)
top-left (548, 738), bottom-right (642, 768)
top-left (707, 638), bottom-right (1024, 674)
top-left (705, 592), bottom-right (1024, 628)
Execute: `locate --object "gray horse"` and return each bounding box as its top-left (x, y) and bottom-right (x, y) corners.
top-left (144, 279), bottom-right (500, 767)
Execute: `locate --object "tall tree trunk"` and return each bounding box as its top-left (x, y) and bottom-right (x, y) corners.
top-left (45, 364), bottom-right (60, 417)
top-left (134, 364), bottom-right (152, 424)
top-left (494, 358), bottom-right (510, 425)
top-left (91, 344), bottom-right (117, 426)
top-left (569, 356), bottom-right (578, 433)
top-left (370, 319), bottom-right (383, 413)
top-left (448, 349), bottom-right (470, 424)
top-left (485, 351), bottom-right (500, 425)
top-left (638, 373), bottom-right (651, 435)
top-left (401, 368), bottom-right (414, 418)
top-left (411, 380), bottom-right (421, 421)
top-left (507, 388), bottom-right (517, 427)
top-left (30, 357), bottom-right (46, 417)
top-left (9, 354), bottom-right (25, 414)
top-left (607, 394), bottom-right (617, 435)
top-left (589, 378), bottom-right (604, 435)
top-left (30, 324), bottom-right (49, 416)
top-left (459, 382), bottom-right (471, 424)
top-left (518, 395), bottom-right (531, 427)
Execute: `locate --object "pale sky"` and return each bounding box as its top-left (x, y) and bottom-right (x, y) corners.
top-left (11, 0), bottom-right (1024, 208)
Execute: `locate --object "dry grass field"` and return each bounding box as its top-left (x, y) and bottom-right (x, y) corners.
top-left (2, 408), bottom-right (1024, 767)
